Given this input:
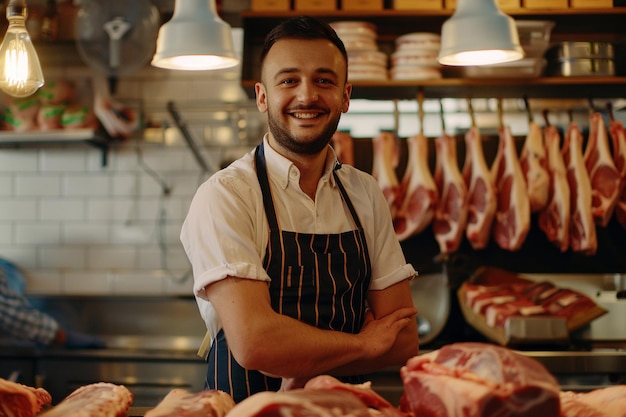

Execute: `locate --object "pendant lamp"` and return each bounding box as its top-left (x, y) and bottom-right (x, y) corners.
top-left (438, 0), bottom-right (524, 66)
top-left (151, 0), bottom-right (239, 71)
top-left (0, 0), bottom-right (44, 97)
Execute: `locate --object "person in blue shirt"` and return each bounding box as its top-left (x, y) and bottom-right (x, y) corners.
top-left (0, 258), bottom-right (105, 348)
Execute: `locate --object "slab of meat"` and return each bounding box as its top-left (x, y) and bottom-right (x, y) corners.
top-left (331, 130), bottom-right (355, 166)
top-left (433, 133), bottom-right (468, 253)
top-left (538, 125), bottom-right (571, 252)
top-left (39, 383), bottom-right (132, 417)
top-left (372, 131), bottom-right (402, 218)
top-left (491, 126), bottom-right (530, 251)
top-left (304, 375), bottom-right (404, 416)
top-left (462, 126), bottom-right (497, 250)
top-left (563, 122), bottom-right (597, 255)
top-left (399, 342), bottom-right (560, 417)
top-left (226, 389), bottom-right (374, 417)
top-left (560, 385), bottom-right (626, 417)
top-left (520, 121), bottom-right (550, 212)
top-left (0, 377), bottom-right (52, 417)
top-left (583, 112), bottom-right (621, 227)
top-left (609, 119), bottom-right (626, 229)
top-left (144, 389), bottom-right (235, 417)
top-left (393, 133), bottom-right (438, 241)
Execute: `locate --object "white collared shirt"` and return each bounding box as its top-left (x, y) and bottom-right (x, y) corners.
top-left (181, 135), bottom-right (416, 338)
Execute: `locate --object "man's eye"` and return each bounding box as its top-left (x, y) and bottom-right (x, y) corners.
top-left (280, 79), bottom-right (296, 85)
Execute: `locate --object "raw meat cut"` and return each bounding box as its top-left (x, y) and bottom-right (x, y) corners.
top-left (433, 133), bottom-right (468, 253)
top-left (145, 389), bottom-right (235, 417)
top-left (393, 133), bottom-right (438, 241)
top-left (39, 383), bottom-right (133, 417)
top-left (538, 125), bottom-right (571, 252)
top-left (583, 112), bottom-right (621, 227)
top-left (491, 126), bottom-right (530, 251)
top-left (520, 121), bottom-right (550, 212)
top-left (563, 122), bottom-right (597, 255)
top-left (399, 342), bottom-right (560, 417)
top-left (331, 130), bottom-right (355, 166)
top-left (0, 377), bottom-right (52, 417)
top-left (372, 131), bottom-right (402, 218)
top-left (485, 299), bottom-right (545, 328)
top-left (560, 385), bottom-right (626, 417)
top-left (304, 375), bottom-right (404, 416)
top-left (540, 288), bottom-right (598, 319)
top-left (226, 390), bottom-right (374, 417)
top-left (462, 126), bottom-right (497, 249)
top-left (609, 119), bottom-right (626, 229)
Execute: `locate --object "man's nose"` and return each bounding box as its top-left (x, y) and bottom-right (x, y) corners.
top-left (297, 83), bottom-right (318, 102)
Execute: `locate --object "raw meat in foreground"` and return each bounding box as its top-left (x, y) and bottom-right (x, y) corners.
top-left (560, 385), bottom-right (626, 417)
top-left (145, 389), bottom-right (235, 417)
top-left (399, 342), bottom-right (560, 417)
top-left (0, 377), bottom-right (52, 417)
top-left (304, 375), bottom-right (404, 416)
top-left (226, 390), bottom-right (376, 417)
top-left (39, 382), bottom-right (133, 417)
top-left (394, 133), bottom-right (438, 241)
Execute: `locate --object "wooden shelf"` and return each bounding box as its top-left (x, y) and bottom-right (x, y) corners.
top-left (240, 8), bottom-right (626, 100)
top-left (0, 129), bottom-right (111, 166)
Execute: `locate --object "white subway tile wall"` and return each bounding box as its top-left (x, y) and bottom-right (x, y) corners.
top-left (0, 52), bottom-right (263, 296)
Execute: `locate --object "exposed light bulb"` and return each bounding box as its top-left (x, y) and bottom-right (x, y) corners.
top-left (0, 1), bottom-right (44, 97)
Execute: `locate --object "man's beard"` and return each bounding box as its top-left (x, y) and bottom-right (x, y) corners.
top-left (267, 108), bottom-right (341, 156)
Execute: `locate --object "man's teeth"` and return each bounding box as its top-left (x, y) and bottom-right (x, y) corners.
top-left (294, 112), bottom-right (318, 119)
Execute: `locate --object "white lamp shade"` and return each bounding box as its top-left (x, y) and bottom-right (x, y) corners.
top-left (438, 0), bottom-right (524, 66)
top-left (151, 0), bottom-right (239, 71)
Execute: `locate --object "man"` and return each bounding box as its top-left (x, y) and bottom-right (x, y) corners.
top-left (0, 258), bottom-right (105, 349)
top-left (180, 16), bottom-right (418, 402)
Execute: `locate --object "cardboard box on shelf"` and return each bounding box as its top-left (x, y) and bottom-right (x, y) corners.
top-left (570, 0), bottom-right (613, 7)
top-left (522, 0), bottom-right (568, 8)
top-left (294, 0), bottom-right (337, 10)
top-left (341, 0), bottom-right (383, 10)
top-left (251, 0), bottom-right (291, 11)
top-left (393, 0), bottom-right (443, 10)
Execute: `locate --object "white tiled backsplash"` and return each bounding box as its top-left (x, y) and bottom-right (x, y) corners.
top-left (0, 29), bottom-right (265, 296)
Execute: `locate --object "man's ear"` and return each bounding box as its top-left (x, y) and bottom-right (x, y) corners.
top-left (342, 83), bottom-right (352, 114)
top-left (255, 82), bottom-right (268, 113)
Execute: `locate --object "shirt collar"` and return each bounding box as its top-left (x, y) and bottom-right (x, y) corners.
top-left (262, 135), bottom-right (340, 190)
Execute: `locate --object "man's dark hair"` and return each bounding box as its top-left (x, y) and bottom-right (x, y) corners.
top-left (260, 16), bottom-right (348, 64)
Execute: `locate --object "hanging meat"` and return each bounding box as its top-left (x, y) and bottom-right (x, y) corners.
top-left (462, 126), bottom-right (497, 250)
top-left (583, 112), bottom-right (621, 227)
top-left (433, 132), bottom-right (468, 254)
top-left (372, 131), bottom-right (402, 218)
top-left (563, 122), bottom-right (597, 255)
top-left (520, 121), bottom-right (550, 212)
top-left (394, 133), bottom-right (438, 241)
top-left (608, 117), bottom-right (626, 229)
top-left (491, 125), bottom-right (530, 251)
top-left (538, 125), bottom-right (571, 252)
top-left (331, 130), bottom-right (355, 166)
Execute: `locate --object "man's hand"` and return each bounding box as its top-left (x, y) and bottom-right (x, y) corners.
top-left (357, 306), bottom-right (417, 360)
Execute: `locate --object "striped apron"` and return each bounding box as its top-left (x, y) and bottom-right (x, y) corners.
top-left (206, 142), bottom-right (372, 403)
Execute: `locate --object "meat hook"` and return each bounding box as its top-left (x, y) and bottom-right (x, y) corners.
top-left (417, 89), bottom-right (425, 135)
top-left (497, 97), bottom-right (504, 129)
top-left (523, 95), bottom-right (533, 124)
top-left (466, 97), bottom-right (476, 128)
top-left (439, 99), bottom-right (446, 134)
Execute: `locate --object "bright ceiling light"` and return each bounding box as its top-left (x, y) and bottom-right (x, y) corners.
top-left (151, 0), bottom-right (239, 71)
top-left (438, 0), bottom-right (524, 66)
top-left (0, 0), bottom-right (44, 97)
